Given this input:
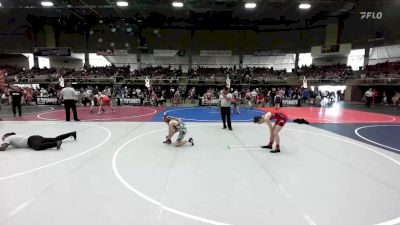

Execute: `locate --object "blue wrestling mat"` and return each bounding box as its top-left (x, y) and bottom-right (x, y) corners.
top-left (150, 107), bottom-right (265, 122)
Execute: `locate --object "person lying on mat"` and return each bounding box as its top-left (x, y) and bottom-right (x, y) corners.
top-left (0, 131), bottom-right (77, 151)
top-left (162, 115), bottom-right (194, 147)
top-left (253, 110), bottom-right (288, 153)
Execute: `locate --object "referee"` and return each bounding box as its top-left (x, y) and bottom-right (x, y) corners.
top-left (60, 83), bottom-right (80, 121)
top-left (219, 86), bottom-right (233, 130)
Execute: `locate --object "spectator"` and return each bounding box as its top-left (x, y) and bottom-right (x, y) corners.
top-left (9, 86), bottom-right (23, 117)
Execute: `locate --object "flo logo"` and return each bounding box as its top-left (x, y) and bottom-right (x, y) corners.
top-left (360, 12), bottom-right (383, 19)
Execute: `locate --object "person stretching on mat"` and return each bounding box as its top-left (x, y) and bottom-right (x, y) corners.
top-left (162, 115), bottom-right (194, 147)
top-left (97, 94), bottom-right (115, 115)
top-left (0, 131), bottom-right (77, 151)
top-left (253, 110), bottom-right (288, 153)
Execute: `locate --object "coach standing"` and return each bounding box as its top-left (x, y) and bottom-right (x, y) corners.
top-left (219, 86), bottom-right (233, 130)
top-left (10, 86), bottom-right (23, 117)
top-left (364, 88), bottom-right (373, 108)
top-left (61, 83), bottom-right (80, 121)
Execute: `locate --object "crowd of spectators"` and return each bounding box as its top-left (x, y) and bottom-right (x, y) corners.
top-left (361, 61), bottom-right (400, 78)
top-left (0, 85), bottom-right (60, 105)
top-left (3, 65), bottom-right (182, 82)
top-left (133, 66), bottom-right (182, 79)
top-left (0, 65), bottom-right (23, 76)
top-left (188, 66), bottom-right (288, 84)
top-left (241, 67), bottom-right (287, 83)
top-left (6, 65), bottom-right (130, 80)
top-left (198, 86), bottom-right (333, 109)
top-left (296, 64), bottom-right (352, 80)
top-left (188, 67), bottom-right (234, 80)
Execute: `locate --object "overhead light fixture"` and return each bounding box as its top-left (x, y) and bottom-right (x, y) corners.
top-left (172, 1), bottom-right (184, 8)
top-left (299, 3), bottom-right (311, 9)
top-left (116, 1), bottom-right (128, 7)
top-left (41, 1), bottom-right (54, 7)
top-left (245, 2), bottom-right (256, 9)
top-left (0, 2), bottom-right (2, 7)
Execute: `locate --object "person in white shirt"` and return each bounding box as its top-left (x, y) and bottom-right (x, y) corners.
top-left (60, 83), bottom-right (80, 121)
top-left (364, 88), bottom-right (373, 107)
top-left (104, 86), bottom-right (112, 98)
top-left (0, 131), bottom-right (76, 151)
top-left (219, 86), bottom-right (233, 130)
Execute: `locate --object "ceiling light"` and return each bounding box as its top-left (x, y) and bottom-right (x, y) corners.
top-left (41, 1), bottom-right (54, 7)
top-left (172, 2), bottom-right (184, 8)
top-left (0, 2), bottom-right (2, 7)
top-left (299, 3), bottom-right (311, 9)
top-left (245, 2), bottom-right (256, 9)
top-left (116, 1), bottom-right (128, 7)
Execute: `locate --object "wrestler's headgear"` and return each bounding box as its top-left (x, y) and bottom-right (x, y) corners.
top-left (163, 114), bottom-right (171, 123)
top-left (253, 116), bottom-right (262, 123)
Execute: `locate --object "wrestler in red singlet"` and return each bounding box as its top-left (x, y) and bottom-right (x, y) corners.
top-left (269, 111), bottom-right (288, 127)
top-left (99, 95), bottom-right (110, 105)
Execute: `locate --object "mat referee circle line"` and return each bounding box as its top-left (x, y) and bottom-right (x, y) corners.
top-left (163, 108), bottom-right (264, 122)
top-left (0, 123), bottom-right (112, 181)
top-left (113, 124), bottom-right (400, 225)
top-left (163, 108), bottom-right (396, 123)
top-left (278, 115), bottom-right (396, 124)
top-left (355, 125), bottom-right (400, 152)
top-left (36, 106), bottom-right (157, 121)
top-left (0, 106), bottom-right (55, 117)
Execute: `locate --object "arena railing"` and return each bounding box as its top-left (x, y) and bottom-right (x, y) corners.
top-left (353, 77), bottom-right (400, 84)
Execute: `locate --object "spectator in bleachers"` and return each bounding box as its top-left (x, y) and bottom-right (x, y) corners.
top-left (297, 64), bottom-right (352, 81)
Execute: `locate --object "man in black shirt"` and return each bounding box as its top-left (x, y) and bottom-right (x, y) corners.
top-left (9, 86), bottom-right (22, 117)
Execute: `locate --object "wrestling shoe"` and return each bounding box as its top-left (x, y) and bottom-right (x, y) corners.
top-left (72, 132), bottom-right (77, 141)
top-left (163, 139), bottom-right (172, 144)
top-left (261, 144), bottom-right (273, 149)
top-left (56, 141), bottom-right (62, 150)
top-left (270, 148), bottom-right (280, 153)
top-left (189, 137), bottom-right (194, 146)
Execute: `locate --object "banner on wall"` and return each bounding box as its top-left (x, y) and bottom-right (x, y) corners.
top-left (253, 50), bottom-right (286, 56)
top-left (153, 49), bottom-right (179, 57)
top-left (200, 98), bottom-right (219, 106)
top-left (282, 99), bottom-right (300, 107)
top-left (200, 50), bottom-right (232, 57)
top-left (113, 49), bottom-right (128, 55)
top-left (311, 43), bottom-right (352, 57)
top-left (37, 97), bottom-right (59, 105)
top-left (321, 44), bottom-right (340, 53)
top-left (34, 47), bottom-right (72, 56)
top-left (96, 49), bottom-right (114, 56)
top-left (0, 70), bottom-right (5, 88)
top-left (226, 75), bottom-right (231, 89)
top-left (302, 76), bottom-right (308, 88)
top-left (153, 49), bottom-right (185, 57)
top-left (121, 98), bottom-right (141, 105)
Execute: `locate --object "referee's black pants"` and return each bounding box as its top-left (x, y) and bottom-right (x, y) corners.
top-left (366, 97), bottom-right (372, 107)
top-left (64, 100), bottom-right (79, 121)
top-left (220, 106), bottom-right (232, 129)
top-left (12, 101), bottom-right (22, 117)
top-left (28, 132), bottom-right (76, 150)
